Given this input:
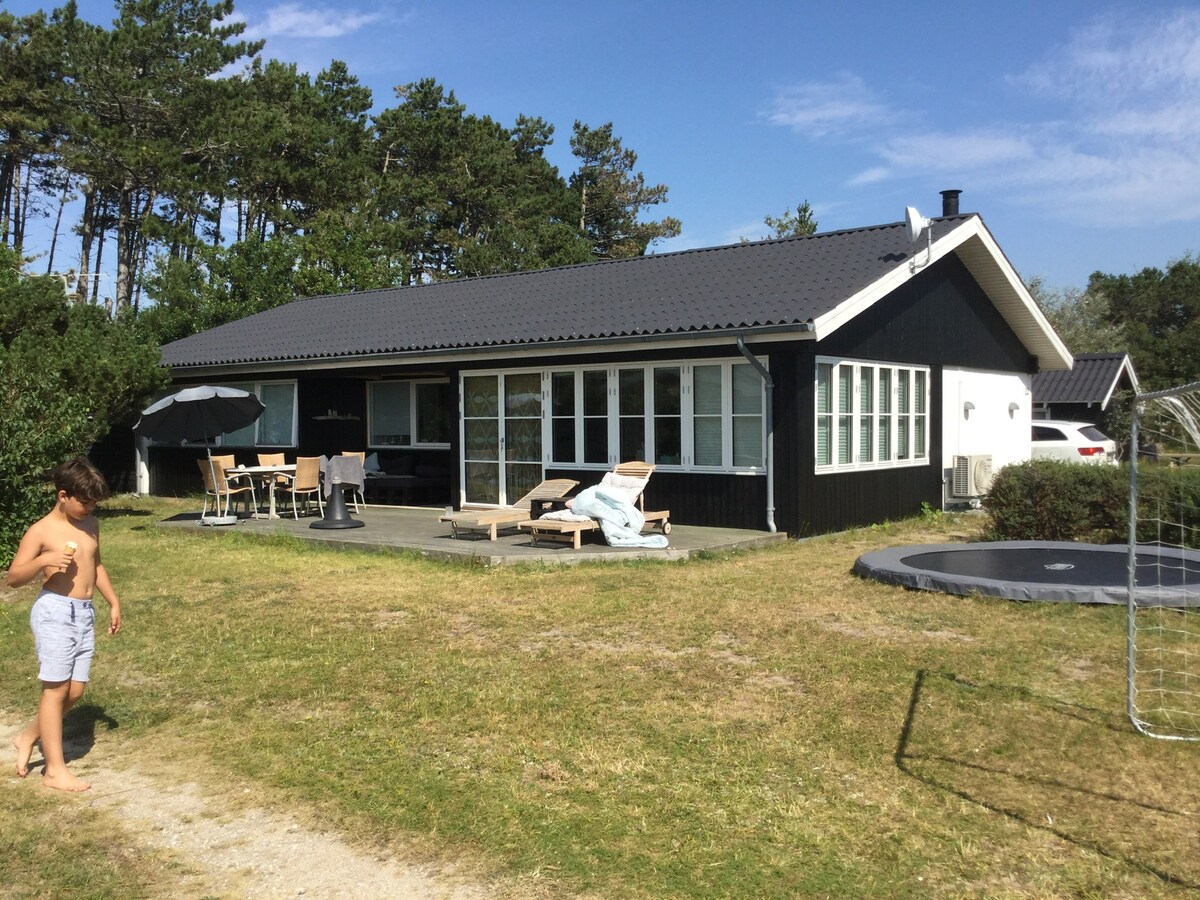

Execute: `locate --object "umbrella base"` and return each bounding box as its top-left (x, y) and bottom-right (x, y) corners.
top-left (310, 518), bottom-right (366, 530)
top-left (200, 515), bottom-right (239, 527)
top-left (310, 484), bottom-right (364, 529)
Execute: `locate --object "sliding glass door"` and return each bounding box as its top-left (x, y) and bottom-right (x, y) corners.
top-left (462, 373), bottom-right (543, 506)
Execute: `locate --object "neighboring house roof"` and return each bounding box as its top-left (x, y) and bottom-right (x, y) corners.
top-left (161, 213), bottom-right (1072, 374)
top-left (1032, 352), bottom-right (1141, 410)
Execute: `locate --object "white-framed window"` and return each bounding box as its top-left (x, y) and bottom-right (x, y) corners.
top-left (536, 359), bottom-right (765, 473)
top-left (367, 380), bottom-right (452, 448)
top-left (220, 381), bottom-right (298, 447)
top-left (815, 358), bottom-right (929, 472)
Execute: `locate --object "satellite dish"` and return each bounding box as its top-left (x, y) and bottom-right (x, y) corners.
top-left (904, 206), bottom-right (930, 244)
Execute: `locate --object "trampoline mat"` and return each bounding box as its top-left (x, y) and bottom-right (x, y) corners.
top-left (853, 541), bottom-right (1200, 605)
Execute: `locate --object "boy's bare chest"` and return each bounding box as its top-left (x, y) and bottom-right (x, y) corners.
top-left (46, 524), bottom-right (95, 554)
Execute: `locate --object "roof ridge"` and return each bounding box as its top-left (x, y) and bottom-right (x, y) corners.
top-left (288, 216), bottom-right (984, 305)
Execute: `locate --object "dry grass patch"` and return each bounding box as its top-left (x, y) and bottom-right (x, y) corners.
top-left (3, 497), bottom-right (1199, 898)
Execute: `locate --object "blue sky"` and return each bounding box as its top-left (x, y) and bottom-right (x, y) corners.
top-left (9, 0), bottom-right (1200, 290)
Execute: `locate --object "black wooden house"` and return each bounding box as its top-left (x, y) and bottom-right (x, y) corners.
top-left (145, 202), bottom-right (1071, 537)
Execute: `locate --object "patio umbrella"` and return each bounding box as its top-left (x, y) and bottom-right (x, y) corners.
top-left (135, 385), bottom-right (266, 525)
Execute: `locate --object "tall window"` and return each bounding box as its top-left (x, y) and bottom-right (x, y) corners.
top-left (858, 366), bottom-right (875, 463)
top-left (618, 369), bottom-right (645, 461)
top-left (582, 369), bottom-right (608, 464)
top-left (653, 366), bottom-right (682, 465)
top-left (732, 364), bottom-right (763, 468)
top-left (693, 364), bottom-right (723, 467)
top-left (817, 363), bottom-right (832, 467)
top-left (878, 368), bottom-right (892, 461)
top-left (914, 370), bottom-right (927, 457)
top-left (837, 364), bottom-right (853, 465)
top-left (368, 380), bottom-right (452, 447)
top-left (551, 371), bottom-right (576, 463)
top-left (465, 360), bottom-right (765, 474)
top-left (221, 381), bottom-right (297, 447)
top-left (814, 358), bottom-right (929, 472)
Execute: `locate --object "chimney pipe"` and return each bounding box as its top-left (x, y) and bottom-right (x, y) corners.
top-left (940, 189), bottom-right (961, 217)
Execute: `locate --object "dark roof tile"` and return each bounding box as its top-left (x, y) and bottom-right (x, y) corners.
top-left (161, 216), bottom-right (972, 368)
top-left (1032, 352), bottom-right (1137, 405)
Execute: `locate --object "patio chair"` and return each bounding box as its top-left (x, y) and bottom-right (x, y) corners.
top-left (255, 451), bottom-right (289, 505)
top-left (519, 461), bottom-right (670, 549)
top-left (440, 478), bottom-right (579, 540)
top-left (197, 458), bottom-right (257, 519)
top-left (340, 451), bottom-right (366, 512)
top-left (257, 452), bottom-right (287, 476)
top-left (280, 456), bottom-right (324, 519)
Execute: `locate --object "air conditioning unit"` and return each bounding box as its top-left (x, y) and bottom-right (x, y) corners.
top-left (951, 454), bottom-right (994, 497)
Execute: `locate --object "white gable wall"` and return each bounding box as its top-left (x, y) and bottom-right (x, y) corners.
top-left (942, 367), bottom-right (1032, 496)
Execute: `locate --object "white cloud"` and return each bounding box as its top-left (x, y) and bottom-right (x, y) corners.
top-left (244, 3), bottom-right (385, 40)
top-left (848, 166), bottom-right (890, 187)
top-left (1014, 11), bottom-right (1200, 106)
top-left (878, 131), bottom-right (1035, 172)
top-left (763, 72), bottom-right (897, 138)
top-left (767, 9), bottom-right (1200, 227)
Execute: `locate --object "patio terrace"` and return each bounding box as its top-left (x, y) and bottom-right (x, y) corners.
top-left (154, 504), bottom-right (787, 565)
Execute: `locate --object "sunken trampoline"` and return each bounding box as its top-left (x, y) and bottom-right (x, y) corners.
top-left (854, 541), bottom-right (1200, 606)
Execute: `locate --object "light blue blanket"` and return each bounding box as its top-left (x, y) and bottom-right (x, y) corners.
top-left (568, 486), bottom-right (669, 548)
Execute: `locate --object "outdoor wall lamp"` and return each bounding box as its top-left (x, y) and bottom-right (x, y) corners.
top-left (1008, 401), bottom-right (1020, 418)
top-left (963, 401), bottom-right (975, 420)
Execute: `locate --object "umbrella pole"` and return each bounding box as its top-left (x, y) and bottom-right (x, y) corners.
top-left (202, 447), bottom-right (238, 526)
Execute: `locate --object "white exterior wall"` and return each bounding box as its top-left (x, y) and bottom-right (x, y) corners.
top-left (942, 368), bottom-right (1032, 494)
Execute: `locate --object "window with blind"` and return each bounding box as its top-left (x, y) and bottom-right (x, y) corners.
top-left (469, 360), bottom-right (766, 473)
top-left (814, 358), bottom-right (929, 473)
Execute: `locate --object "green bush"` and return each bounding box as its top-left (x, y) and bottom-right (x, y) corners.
top-left (984, 459), bottom-right (1126, 543)
top-left (0, 248), bottom-right (166, 561)
top-left (0, 371), bottom-right (93, 560)
top-left (984, 459), bottom-right (1200, 548)
top-left (1133, 464), bottom-right (1200, 548)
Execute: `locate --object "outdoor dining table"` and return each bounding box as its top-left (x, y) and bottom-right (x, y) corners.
top-left (231, 464), bottom-right (296, 520)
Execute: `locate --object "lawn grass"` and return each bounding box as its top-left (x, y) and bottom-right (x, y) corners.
top-left (3, 496), bottom-right (1198, 897)
top-left (0, 779), bottom-right (174, 898)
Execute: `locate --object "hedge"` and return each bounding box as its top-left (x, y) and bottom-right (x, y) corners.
top-left (983, 459), bottom-right (1200, 548)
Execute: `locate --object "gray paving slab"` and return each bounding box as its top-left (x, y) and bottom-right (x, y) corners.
top-left (153, 504), bottom-right (787, 565)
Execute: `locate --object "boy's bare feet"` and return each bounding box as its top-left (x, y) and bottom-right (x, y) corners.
top-left (13, 736), bottom-right (35, 778)
top-left (43, 770), bottom-right (91, 792)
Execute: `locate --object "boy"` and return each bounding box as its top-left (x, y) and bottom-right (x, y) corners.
top-left (7, 457), bottom-right (122, 792)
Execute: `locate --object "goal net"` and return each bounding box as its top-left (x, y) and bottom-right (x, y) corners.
top-left (1127, 381), bottom-right (1200, 740)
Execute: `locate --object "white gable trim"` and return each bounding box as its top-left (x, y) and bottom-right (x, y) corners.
top-left (1099, 355), bottom-right (1142, 409)
top-left (810, 216), bottom-right (1073, 371)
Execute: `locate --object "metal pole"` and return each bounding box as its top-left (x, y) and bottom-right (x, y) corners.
top-left (1126, 397), bottom-right (1141, 730)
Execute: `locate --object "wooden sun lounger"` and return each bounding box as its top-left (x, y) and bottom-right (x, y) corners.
top-left (440, 478), bottom-right (578, 540)
top-left (520, 507), bottom-right (670, 549)
top-left (518, 461), bottom-right (670, 549)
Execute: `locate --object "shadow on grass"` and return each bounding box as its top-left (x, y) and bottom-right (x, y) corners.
top-left (96, 508), bottom-right (153, 519)
top-left (21, 704), bottom-right (119, 775)
top-left (62, 704), bottom-right (119, 765)
top-left (895, 669), bottom-right (1199, 889)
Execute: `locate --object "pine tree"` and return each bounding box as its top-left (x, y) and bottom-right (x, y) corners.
top-left (569, 121), bottom-right (680, 259)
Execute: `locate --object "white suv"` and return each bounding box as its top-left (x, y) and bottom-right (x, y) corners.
top-left (1031, 420), bottom-right (1118, 465)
